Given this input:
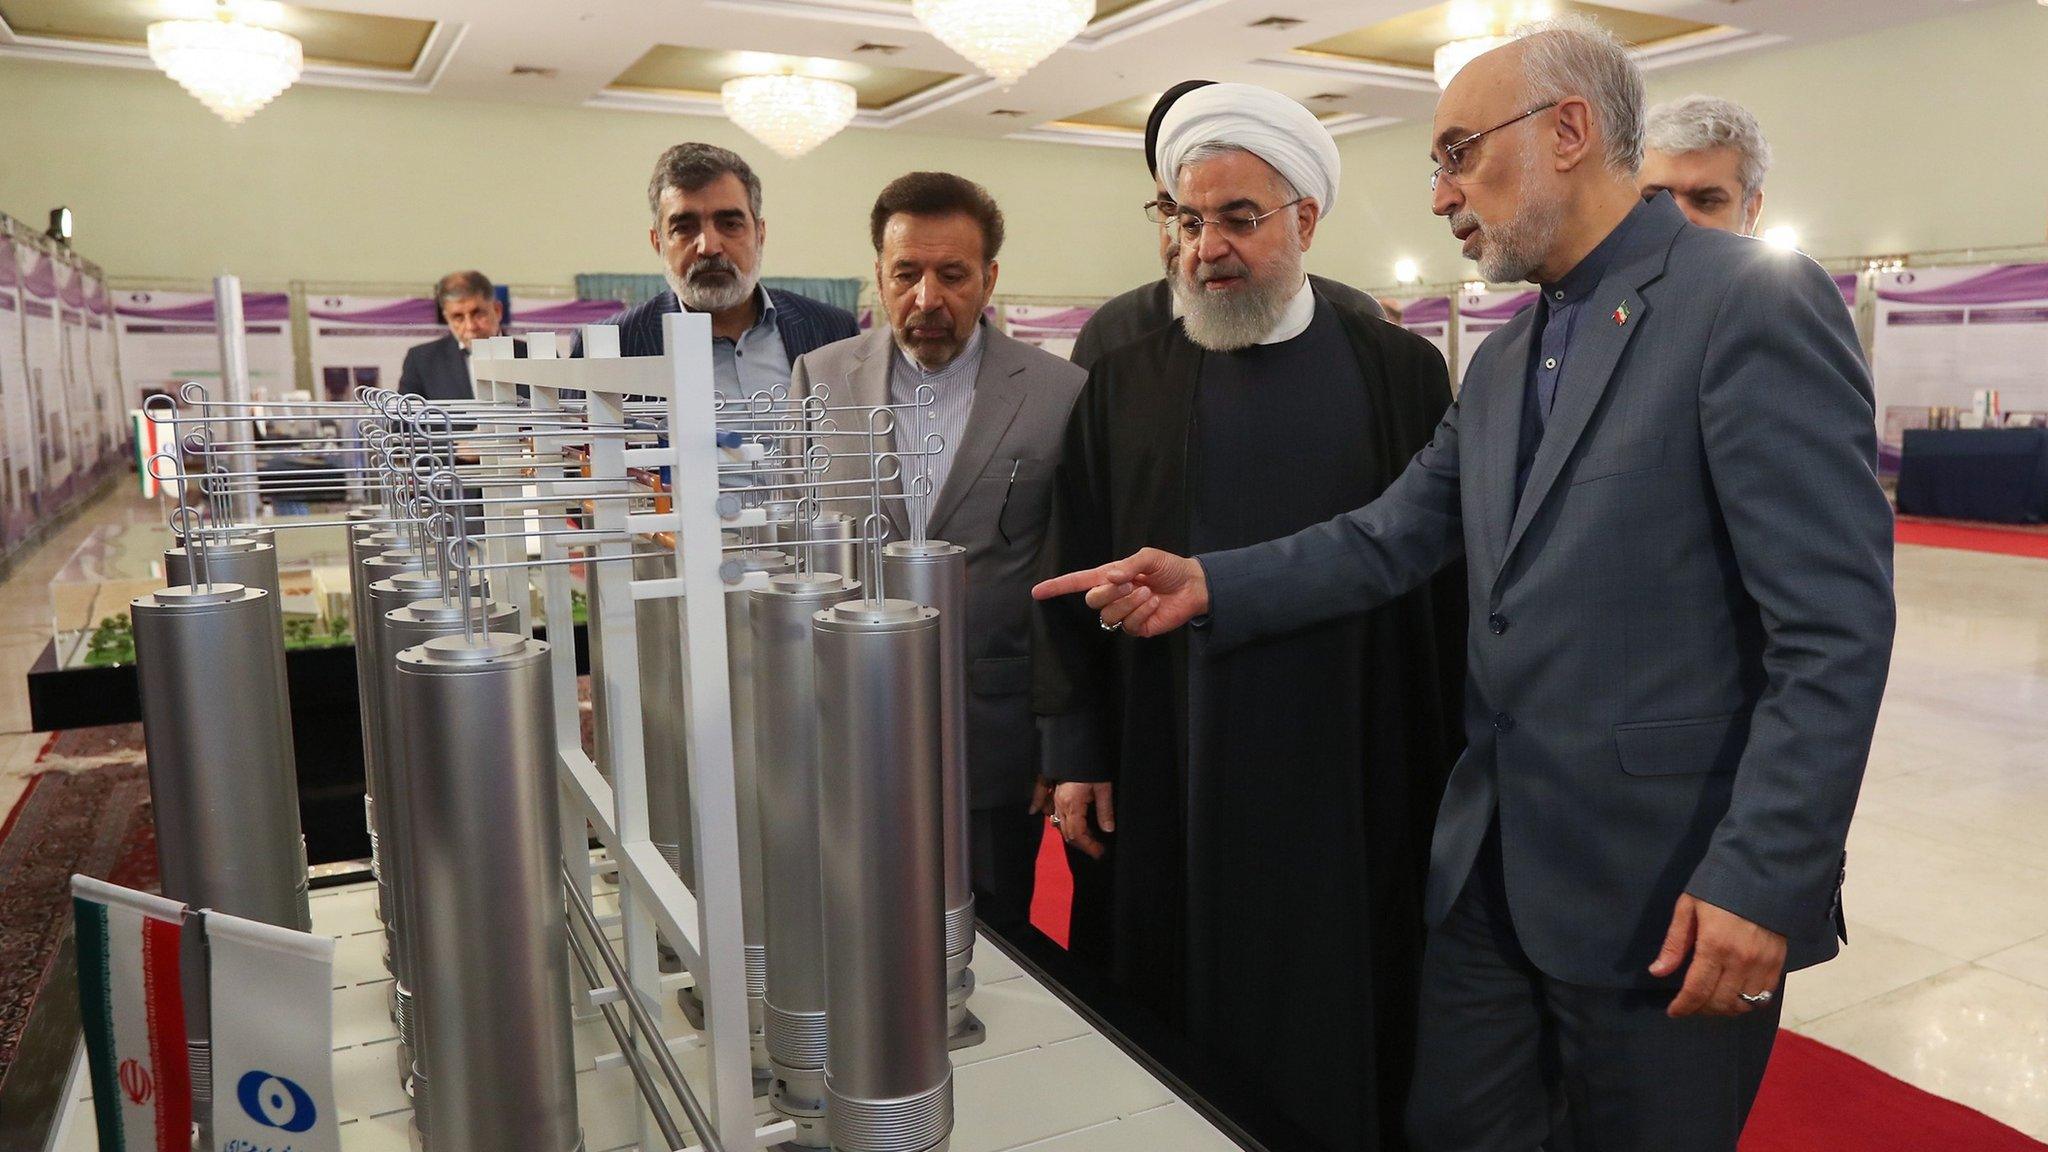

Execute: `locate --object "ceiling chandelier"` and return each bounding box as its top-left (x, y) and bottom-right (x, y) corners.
top-left (721, 74), bottom-right (859, 160)
top-left (1434, 0), bottom-right (1553, 89)
top-left (147, 1), bottom-right (303, 125)
top-left (911, 0), bottom-right (1094, 87)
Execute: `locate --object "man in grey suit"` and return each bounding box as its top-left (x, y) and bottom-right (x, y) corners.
top-left (792, 171), bottom-right (1085, 930)
top-left (1036, 19), bottom-right (1894, 1150)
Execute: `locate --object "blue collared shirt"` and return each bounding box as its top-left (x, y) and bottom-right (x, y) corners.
top-left (1515, 198), bottom-right (1655, 502)
top-left (711, 283), bottom-right (793, 401)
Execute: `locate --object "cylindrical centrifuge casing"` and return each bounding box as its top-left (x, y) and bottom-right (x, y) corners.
top-left (880, 541), bottom-right (975, 1028)
top-left (163, 537), bottom-right (282, 602)
top-left (358, 548), bottom-right (428, 960)
top-left (397, 633), bottom-right (581, 1152)
top-left (814, 599), bottom-right (951, 1152)
top-left (754, 572), bottom-right (859, 1145)
top-left (132, 584), bottom-right (310, 928)
top-left (726, 549), bottom-right (794, 1075)
top-left (370, 573), bottom-right (499, 1118)
top-left (348, 524), bottom-right (420, 939)
top-left (776, 510), bottom-right (859, 584)
top-left (633, 548), bottom-right (690, 883)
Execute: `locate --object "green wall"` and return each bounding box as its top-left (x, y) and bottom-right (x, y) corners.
top-left (0, 0), bottom-right (2042, 298)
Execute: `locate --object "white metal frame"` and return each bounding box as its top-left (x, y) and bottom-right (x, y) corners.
top-left (469, 312), bottom-right (792, 1152)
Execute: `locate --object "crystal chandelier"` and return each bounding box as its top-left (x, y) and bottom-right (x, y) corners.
top-left (911, 0), bottom-right (1094, 87)
top-left (147, 3), bottom-right (303, 125)
top-left (721, 75), bottom-right (859, 160)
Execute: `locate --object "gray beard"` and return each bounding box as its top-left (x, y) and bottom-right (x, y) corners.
top-left (666, 264), bottom-right (759, 314)
top-left (1474, 195), bottom-right (1564, 284)
top-left (1171, 254), bottom-right (1302, 353)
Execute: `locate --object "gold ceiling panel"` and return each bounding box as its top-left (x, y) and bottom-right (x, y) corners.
top-left (1296, 1), bottom-right (1723, 70)
top-left (609, 45), bottom-right (959, 111)
top-left (0, 0), bottom-right (435, 72)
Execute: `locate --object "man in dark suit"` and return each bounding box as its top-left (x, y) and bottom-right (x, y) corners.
top-left (1069, 80), bottom-right (1381, 373)
top-left (398, 270), bottom-right (502, 400)
top-left (585, 143), bottom-right (856, 387)
top-left (1037, 19), bottom-right (1894, 1151)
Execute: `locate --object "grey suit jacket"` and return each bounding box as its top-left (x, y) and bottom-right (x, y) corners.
top-left (792, 323), bottom-right (1088, 809)
top-left (1199, 194), bottom-right (1895, 988)
top-left (398, 333), bottom-right (471, 400)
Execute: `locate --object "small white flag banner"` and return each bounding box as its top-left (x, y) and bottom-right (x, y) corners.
top-left (203, 910), bottom-right (340, 1152)
top-left (70, 874), bottom-right (192, 1152)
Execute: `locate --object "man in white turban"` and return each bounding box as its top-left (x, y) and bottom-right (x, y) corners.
top-left (1034, 81), bottom-right (1468, 1152)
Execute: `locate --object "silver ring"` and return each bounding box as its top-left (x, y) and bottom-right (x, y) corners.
top-left (1048, 814), bottom-right (1064, 827)
top-left (1738, 989), bottom-right (1774, 1005)
top-left (1099, 619), bottom-right (1122, 633)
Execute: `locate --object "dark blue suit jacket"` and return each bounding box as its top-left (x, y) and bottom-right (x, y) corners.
top-left (1199, 195), bottom-right (1895, 988)
top-left (586, 286), bottom-right (858, 362)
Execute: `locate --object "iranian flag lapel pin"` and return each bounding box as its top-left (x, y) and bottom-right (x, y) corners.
top-left (1612, 301), bottom-right (1631, 326)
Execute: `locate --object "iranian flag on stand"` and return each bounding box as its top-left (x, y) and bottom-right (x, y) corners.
top-left (71, 875), bottom-right (193, 1152)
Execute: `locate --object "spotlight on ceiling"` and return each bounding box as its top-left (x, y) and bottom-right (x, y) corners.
top-left (47, 206), bottom-right (73, 244)
top-left (1393, 258), bottom-right (1421, 285)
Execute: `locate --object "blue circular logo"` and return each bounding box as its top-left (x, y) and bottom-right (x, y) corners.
top-left (236, 1070), bottom-right (317, 1133)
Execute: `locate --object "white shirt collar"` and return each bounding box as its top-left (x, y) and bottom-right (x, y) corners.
top-left (1258, 276), bottom-right (1316, 345)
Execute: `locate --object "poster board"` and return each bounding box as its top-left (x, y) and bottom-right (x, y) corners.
top-left (18, 239), bottom-right (75, 508)
top-left (506, 296), bottom-right (620, 343)
top-left (1388, 295), bottom-right (1454, 385)
top-left (85, 272), bottom-right (127, 473)
top-left (1455, 288), bottom-right (1537, 388)
top-left (114, 288), bottom-right (295, 409)
top-left (1872, 263), bottom-right (2048, 470)
top-left (1002, 303), bottom-right (1097, 360)
top-left (58, 261), bottom-right (104, 474)
top-left (304, 295), bottom-right (440, 399)
top-left (0, 231), bottom-right (35, 546)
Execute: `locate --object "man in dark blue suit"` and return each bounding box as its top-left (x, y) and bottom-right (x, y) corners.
top-left (398, 270), bottom-right (505, 400)
top-left (587, 143), bottom-right (856, 388)
top-left (1037, 18), bottom-right (1894, 1151)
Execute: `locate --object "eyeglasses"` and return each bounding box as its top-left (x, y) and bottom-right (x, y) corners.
top-left (1143, 199), bottom-right (1177, 225)
top-left (1173, 197), bottom-right (1305, 242)
top-left (1430, 102), bottom-right (1558, 191)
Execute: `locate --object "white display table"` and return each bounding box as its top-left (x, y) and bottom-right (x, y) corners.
top-left (47, 881), bottom-right (1245, 1152)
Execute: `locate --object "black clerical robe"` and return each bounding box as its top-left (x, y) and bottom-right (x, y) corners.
top-left (1034, 287), bottom-right (1466, 1152)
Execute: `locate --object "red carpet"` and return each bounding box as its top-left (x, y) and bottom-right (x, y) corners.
top-left (1028, 826), bottom-right (2045, 1148)
top-left (0, 728), bottom-right (159, 1088)
top-left (1896, 516), bottom-right (2048, 559)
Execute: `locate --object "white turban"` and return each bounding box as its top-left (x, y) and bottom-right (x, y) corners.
top-left (1155, 82), bottom-right (1341, 219)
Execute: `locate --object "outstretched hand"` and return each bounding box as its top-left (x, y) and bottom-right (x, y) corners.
top-left (1030, 548), bottom-right (1210, 639)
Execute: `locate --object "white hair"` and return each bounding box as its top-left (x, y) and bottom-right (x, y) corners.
top-left (1515, 14), bottom-right (1645, 176)
top-left (1645, 94), bottom-right (1773, 198)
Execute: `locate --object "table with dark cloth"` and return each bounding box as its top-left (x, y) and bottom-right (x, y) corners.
top-left (1895, 428), bottom-right (2048, 524)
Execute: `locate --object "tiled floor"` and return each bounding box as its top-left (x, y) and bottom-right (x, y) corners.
top-left (8, 490), bottom-right (2048, 1139)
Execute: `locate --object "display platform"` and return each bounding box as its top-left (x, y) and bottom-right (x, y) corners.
top-left (43, 880), bottom-right (1249, 1152)
top-left (1895, 427), bottom-right (2048, 524)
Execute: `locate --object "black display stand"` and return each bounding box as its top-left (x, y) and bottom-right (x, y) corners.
top-left (24, 622), bottom-right (589, 866)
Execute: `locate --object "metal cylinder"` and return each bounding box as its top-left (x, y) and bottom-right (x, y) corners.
top-left (633, 548), bottom-right (690, 885)
top-left (348, 522), bottom-right (420, 932)
top-left (778, 510), bottom-right (859, 584)
top-left (163, 536), bottom-right (282, 603)
top-left (132, 583), bottom-right (308, 927)
top-left (358, 547), bottom-right (428, 973)
top-left (754, 572), bottom-right (860, 1145)
top-left (380, 587), bottom-right (514, 1131)
top-left (880, 541), bottom-right (977, 1034)
top-left (726, 549), bottom-right (794, 1078)
top-left (370, 571), bottom-right (497, 1111)
top-left (814, 599), bottom-right (951, 1152)
top-left (397, 633), bottom-right (581, 1152)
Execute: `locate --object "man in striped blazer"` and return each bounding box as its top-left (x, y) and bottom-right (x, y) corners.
top-left (587, 143), bottom-right (857, 391)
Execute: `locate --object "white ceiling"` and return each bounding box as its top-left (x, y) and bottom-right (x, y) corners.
top-left (0, 0), bottom-right (1988, 146)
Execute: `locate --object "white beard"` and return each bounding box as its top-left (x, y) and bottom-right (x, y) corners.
top-left (666, 261), bottom-right (759, 314)
top-left (1171, 247), bottom-right (1304, 353)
